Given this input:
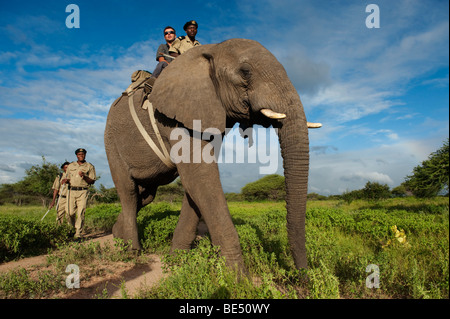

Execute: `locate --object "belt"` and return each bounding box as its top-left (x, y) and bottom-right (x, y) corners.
top-left (70, 187), bottom-right (89, 191)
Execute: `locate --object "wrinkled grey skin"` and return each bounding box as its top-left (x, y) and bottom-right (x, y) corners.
top-left (104, 39), bottom-right (309, 272)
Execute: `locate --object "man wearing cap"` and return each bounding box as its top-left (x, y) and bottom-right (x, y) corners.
top-left (49, 161), bottom-right (70, 225)
top-left (65, 148), bottom-right (96, 238)
top-left (169, 20), bottom-right (201, 57)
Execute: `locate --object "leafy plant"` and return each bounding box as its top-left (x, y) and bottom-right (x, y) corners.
top-left (0, 215), bottom-right (73, 262)
top-left (241, 174), bottom-right (286, 201)
top-left (404, 139), bottom-right (449, 197)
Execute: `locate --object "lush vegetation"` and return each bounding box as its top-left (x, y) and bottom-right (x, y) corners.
top-left (403, 139), bottom-right (449, 197)
top-left (1, 197), bottom-right (448, 299)
top-left (241, 174), bottom-right (286, 201)
top-left (1, 139), bottom-right (448, 207)
top-left (0, 140), bottom-right (448, 298)
top-left (0, 157), bottom-right (60, 206)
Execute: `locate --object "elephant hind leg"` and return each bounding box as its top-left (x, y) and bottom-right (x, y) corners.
top-left (112, 188), bottom-right (142, 250)
top-left (171, 193), bottom-right (201, 251)
top-left (108, 152), bottom-right (141, 250)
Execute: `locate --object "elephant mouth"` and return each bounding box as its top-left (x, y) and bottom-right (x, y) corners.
top-left (168, 121), bottom-right (280, 174)
top-left (259, 109), bottom-right (322, 128)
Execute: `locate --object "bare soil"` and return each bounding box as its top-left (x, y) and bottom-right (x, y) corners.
top-left (0, 234), bottom-right (166, 299)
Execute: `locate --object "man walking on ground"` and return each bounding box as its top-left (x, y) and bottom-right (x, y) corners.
top-left (49, 161), bottom-right (70, 225)
top-left (64, 148), bottom-right (96, 238)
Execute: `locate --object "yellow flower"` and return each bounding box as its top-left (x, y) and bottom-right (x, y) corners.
top-left (382, 225), bottom-right (409, 249)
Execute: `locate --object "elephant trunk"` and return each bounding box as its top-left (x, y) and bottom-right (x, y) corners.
top-left (277, 102), bottom-right (309, 270)
top-left (245, 51), bottom-right (310, 270)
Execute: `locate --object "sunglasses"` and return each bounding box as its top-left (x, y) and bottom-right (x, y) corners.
top-left (164, 31), bottom-right (175, 35)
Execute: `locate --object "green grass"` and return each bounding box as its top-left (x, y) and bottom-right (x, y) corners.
top-left (0, 238), bottom-right (146, 298)
top-left (0, 215), bottom-right (74, 262)
top-left (0, 197), bottom-right (448, 299)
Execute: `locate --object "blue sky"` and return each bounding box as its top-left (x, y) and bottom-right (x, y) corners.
top-left (0, 0), bottom-right (448, 195)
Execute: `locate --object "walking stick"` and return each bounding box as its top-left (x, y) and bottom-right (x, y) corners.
top-left (41, 208), bottom-right (51, 221)
top-left (41, 184), bottom-right (65, 221)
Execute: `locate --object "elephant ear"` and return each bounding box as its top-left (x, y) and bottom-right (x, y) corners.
top-left (148, 45), bottom-right (226, 133)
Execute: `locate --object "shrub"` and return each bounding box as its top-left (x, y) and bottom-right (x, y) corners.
top-left (0, 216), bottom-right (73, 262)
top-left (362, 181), bottom-right (391, 201)
top-left (137, 202), bottom-right (180, 252)
top-left (225, 192), bottom-right (244, 201)
top-left (341, 189), bottom-right (364, 204)
top-left (404, 139), bottom-right (449, 198)
top-left (85, 203), bottom-right (121, 232)
top-left (241, 174), bottom-right (285, 201)
top-left (141, 237), bottom-right (288, 299)
top-left (308, 261), bottom-right (340, 299)
top-left (307, 193), bottom-right (328, 201)
top-left (155, 179), bottom-right (184, 202)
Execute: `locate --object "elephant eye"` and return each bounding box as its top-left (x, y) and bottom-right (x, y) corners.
top-left (239, 63), bottom-right (252, 80)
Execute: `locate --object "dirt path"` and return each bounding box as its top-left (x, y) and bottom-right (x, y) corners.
top-left (0, 234), bottom-right (166, 299)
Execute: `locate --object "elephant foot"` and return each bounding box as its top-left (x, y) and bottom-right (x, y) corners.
top-left (112, 214), bottom-right (142, 251)
top-left (223, 253), bottom-right (248, 277)
top-left (170, 242), bottom-right (191, 252)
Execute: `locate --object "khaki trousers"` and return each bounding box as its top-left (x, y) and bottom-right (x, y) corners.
top-left (68, 189), bottom-right (88, 237)
top-left (56, 196), bottom-right (67, 225)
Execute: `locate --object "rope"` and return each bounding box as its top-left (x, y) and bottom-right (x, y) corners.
top-left (128, 92), bottom-right (176, 169)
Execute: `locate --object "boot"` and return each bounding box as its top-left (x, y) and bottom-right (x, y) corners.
top-left (144, 76), bottom-right (156, 94)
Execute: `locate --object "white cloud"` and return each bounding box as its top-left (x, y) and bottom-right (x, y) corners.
top-left (0, 0), bottom-right (447, 197)
top-left (341, 171), bottom-right (394, 185)
top-left (307, 137), bottom-right (445, 195)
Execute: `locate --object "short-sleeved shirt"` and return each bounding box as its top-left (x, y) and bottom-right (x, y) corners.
top-left (169, 36), bottom-right (201, 55)
top-left (67, 161), bottom-right (96, 188)
top-left (156, 43), bottom-right (175, 63)
top-left (52, 172), bottom-right (68, 196)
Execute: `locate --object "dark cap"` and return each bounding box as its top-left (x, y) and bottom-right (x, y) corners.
top-left (75, 148), bottom-right (87, 154)
top-left (61, 161), bottom-right (70, 168)
top-left (183, 20), bottom-right (198, 30)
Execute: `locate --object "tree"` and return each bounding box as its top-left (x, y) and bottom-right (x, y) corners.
top-left (341, 189), bottom-right (364, 204)
top-left (391, 185), bottom-right (411, 197)
top-left (0, 183), bottom-right (30, 206)
top-left (90, 184), bottom-right (119, 203)
top-left (0, 157), bottom-right (61, 206)
top-left (155, 178), bottom-right (185, 202)
top-left (241, 174), bottom-right (286, 201)
top-left (404, 139), bottom-right (449, 198)
top-left (20, 156), bottom-right (60, 206)
top-left (362, 181), bottom-right (391, 201)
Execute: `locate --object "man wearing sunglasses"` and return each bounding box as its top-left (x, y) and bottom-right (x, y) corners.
top-left (152, 26), bottom-right (177, 78)
top-left (169, 20), bottom-right (201, 58)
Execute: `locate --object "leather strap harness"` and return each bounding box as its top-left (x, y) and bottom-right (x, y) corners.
top-left (125, 80), bottom-right (176, 169)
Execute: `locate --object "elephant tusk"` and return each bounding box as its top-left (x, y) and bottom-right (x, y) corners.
top-left (307, 122), bottom-right (322, 129)
top-left (260, 109), bottom-right (287, 119)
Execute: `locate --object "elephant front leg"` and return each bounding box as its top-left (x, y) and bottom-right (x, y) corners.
top-left (113, 210), bottom-right (141, 250)
top-left (176, 160), bottom-right (246, 273)
top-left (171, 193), bottom-right (200, 251)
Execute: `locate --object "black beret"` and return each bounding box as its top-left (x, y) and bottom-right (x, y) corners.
top-left (183, 20), bottom-right (198, 30)
top-left (75, 148), bottom-right (87, 154)
top-left (61, 161), bottom-right (71, 168)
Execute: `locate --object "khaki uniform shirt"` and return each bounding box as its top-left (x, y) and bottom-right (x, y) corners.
top-left (52, 172), bottom-right (68, 196)
top-left (169, 36), bottom-right (201, 55)
top-left (67, 161), bottom-right (96, 188)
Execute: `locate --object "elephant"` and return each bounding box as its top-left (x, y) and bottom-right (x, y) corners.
top-left (104, 38), bottom-right (319, 272)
